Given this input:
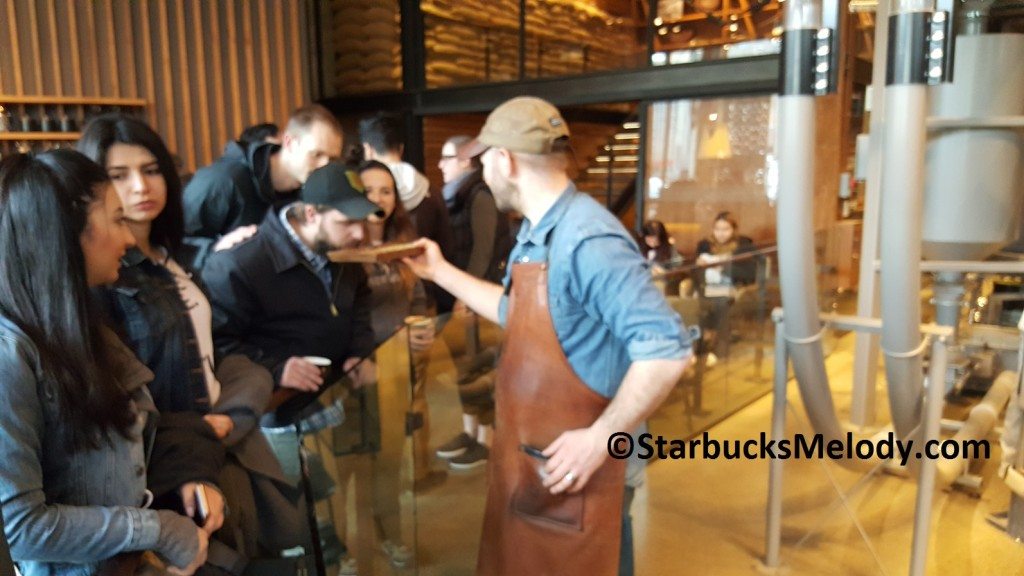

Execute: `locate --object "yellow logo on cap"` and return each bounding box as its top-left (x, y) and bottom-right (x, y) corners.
top-left (345, 170), bottom-right (365, 193)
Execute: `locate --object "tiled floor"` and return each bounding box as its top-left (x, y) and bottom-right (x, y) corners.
top-left (413, 330), bottom-right (1024, 575)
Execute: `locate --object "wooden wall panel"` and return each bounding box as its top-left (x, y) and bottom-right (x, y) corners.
top-left (0, 0), bottom-right (312, 173)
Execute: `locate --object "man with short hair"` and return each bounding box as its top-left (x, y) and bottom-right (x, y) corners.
top-left (404, 97), bottom-right (693, 576)
top-left (202, 162), bottom-right (380, 394)
top-left (360, 112), bottom-right (454, 311)
top-left (432, 135), bottom-right (513, 470)
top-left (201, 164), bottom-right (380, 568)
top-left (184, 104), bottom-right (344, 268)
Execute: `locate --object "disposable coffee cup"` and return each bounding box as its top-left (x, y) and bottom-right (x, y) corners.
top-left (404, 315), bottom-right (433, 330)
top-left (302, 355), bottom-right (332, 378)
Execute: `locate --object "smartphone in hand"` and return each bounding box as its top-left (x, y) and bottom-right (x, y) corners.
top-left (194, 484), bottom-right (210, 527)
top-left (521, 444), bottom-right (550, 481)
top-left (520, 444), bottom-right (548, 461)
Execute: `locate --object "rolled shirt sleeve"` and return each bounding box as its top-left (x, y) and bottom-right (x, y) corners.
top-left (569, 233), bottom-right (693, 362)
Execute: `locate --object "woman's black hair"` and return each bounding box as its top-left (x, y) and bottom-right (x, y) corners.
top-left (0, 150), bottom-right (134, 450)
top-left (641, 219), bottom-right (671, 248)
top-left (357, 160), bottom-right (416, 242)
top-left (77, 113), bottom-right (184, 253)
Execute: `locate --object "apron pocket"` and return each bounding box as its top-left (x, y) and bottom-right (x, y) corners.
top-left (510, 451), bottom-right (584, 531)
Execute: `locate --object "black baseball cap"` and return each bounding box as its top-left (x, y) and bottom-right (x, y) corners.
top-left (301, 163), bottom-right (383, 220)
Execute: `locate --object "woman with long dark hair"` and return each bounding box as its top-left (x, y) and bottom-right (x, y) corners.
top-left (695, 211), bottom-right (756, 365)
top-left (640, 219), bottom-right (683, 271)
top-left (0, 150), bottom-right (207, 574)
top-left (78, 114), bottom-right (297, 561)
top-left (356, 160), bottom-right (426, 568)
top-left (359, 159), bottom-right (425, 344)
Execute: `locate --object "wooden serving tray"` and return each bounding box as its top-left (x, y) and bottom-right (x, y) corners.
top-left (328, 241), bottom-right (425, 263)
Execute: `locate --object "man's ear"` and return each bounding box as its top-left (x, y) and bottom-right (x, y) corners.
top-left (362, 142), bottom-right (376, 160)
top-left (499, 149), bottom-right (516, 180)
top-left (281, 131), bottom-right (297, 150)
top-left (303, 204), bottom-right (320, 225)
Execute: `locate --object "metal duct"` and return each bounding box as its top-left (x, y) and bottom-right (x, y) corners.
top-left (776, 0), bottom-right (877, 470)
top-left (924, 34), bottom-right (1024, 261)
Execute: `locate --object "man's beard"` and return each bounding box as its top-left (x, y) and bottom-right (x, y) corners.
top-left (312, 237), bottom-right (333, 255)
top-left (491, 179), bottom-right (520, 213)
top-left (311, 226), bottom-right (352, 254)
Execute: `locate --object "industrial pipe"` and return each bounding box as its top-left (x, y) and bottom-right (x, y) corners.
top-left (776, 0), bottom-right (847, 445)
top-left (878, 0), bottom-right (942, 445)
top-left (936, 370), bottom-right (1017, 487)
top-left (776, 0), bottom-right (880, 471)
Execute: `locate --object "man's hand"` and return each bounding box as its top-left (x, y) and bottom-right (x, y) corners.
top-left (202, 414), bottom-right (234, 440)
top-left (179, 482), bottom-right (225, 535)
top-left (213, 225), bottom-right (258, 252)
top-left (541, 424), bottom-right (613, 495)
top-left (344, 357), bottom-right (377, 389)
top-left (166, 527), bottom-right (209, 576)
top-left (280, 357), bottom-right (324, 392)
top-left (402, 238), bottom-right (447, 282)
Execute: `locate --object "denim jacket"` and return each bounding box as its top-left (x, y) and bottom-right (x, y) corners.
top-left (100, 247), bottom-right (212, 414)
top-left (498, 186), bottom-right (693, 398)
top-left (101, 247), bottom-right (286, 484)
top-left (0, 316), bottom-right (164, 575)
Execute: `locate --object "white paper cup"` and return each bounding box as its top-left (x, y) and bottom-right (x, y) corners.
top-left (302, 356), bottom-right (332, 377)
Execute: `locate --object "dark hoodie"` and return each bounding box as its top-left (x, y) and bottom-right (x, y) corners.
top-left (182, 140), bottom-right (300, 269)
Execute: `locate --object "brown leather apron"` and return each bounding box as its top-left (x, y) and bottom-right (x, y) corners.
top-left (477, 262), bottom-right (625, 576)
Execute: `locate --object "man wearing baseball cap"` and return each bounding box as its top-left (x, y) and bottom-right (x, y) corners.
top-left (404, 96), bottom-right (694, 575)
top-left (204, 162), bottom-right (382, 395)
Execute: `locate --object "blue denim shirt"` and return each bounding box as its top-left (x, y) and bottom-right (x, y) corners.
top-left (498, 185), bottom-right (693, 398)
top-left (0, 316), bottom-right (162, 575)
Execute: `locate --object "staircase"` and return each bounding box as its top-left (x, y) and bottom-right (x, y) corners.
top-left (575, 119), bottom-right (640, 215)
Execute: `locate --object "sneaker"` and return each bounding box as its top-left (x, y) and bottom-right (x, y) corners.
top-left (436, 432), bottom-right (474, 458)
top-left (449, 442), bottom-right (489, 470)
top-left (380, 540), bottom-right (411, 568)
top-left (337, 556), bottom-right (358, 575)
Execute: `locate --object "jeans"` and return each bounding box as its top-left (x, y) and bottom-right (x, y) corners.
top-left (619, 486), bottom-right (636, 576)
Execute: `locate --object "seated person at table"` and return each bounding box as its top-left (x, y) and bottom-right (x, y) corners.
top-left (640, 219), bottom-right (684, 273)
top-left (696, 211), bottom-right (757, 365)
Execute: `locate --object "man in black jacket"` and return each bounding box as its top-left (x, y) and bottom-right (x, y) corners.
top-left (184, 104), bottom-right (344, 269)
top-left (433, 135), bottom-right (513, 470)
top-left (203, 162), bottom-right (381, 394)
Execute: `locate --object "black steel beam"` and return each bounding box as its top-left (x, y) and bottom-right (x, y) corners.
top-left (559, 108), bottom-right (632, 125)
top-left (321, 56), bottom-right (778, 121)
top-left (399, 0), bottom-right (426, 92)
top-left (416, 56), bottom-right (779, 115)
top-left (321, 92), bottom-right (413, 117)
